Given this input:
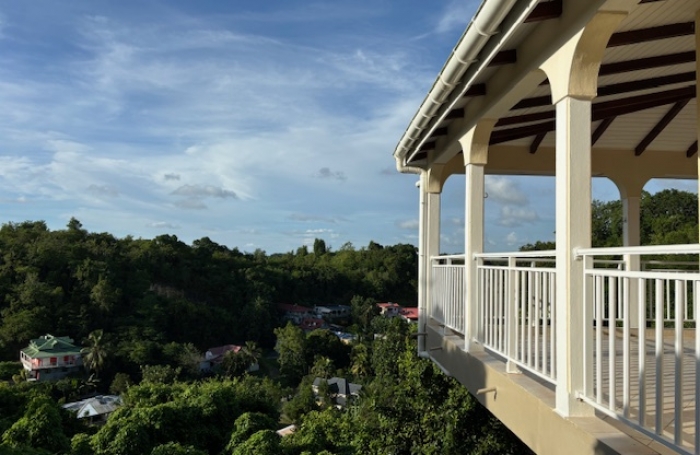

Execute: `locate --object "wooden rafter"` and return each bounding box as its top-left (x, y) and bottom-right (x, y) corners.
top-left (515, 72), bottom-right (695, 110)
top-left (600, 51), bottom-right (694, 76)
top-left (687, 141), bottom-right (698, 158)
top-left (445, 108), bottom-right (464, 120)
top-left (433, 127), bottom-right (449, 137)
top-left (607, 22), bottom-right (694, 47)
top-left (464, 84), bottom-right (486, 97)
top-left (491, 86), bottom-right (695, 144)
top-left (489, 49), bottom-right (517, 66)
top-left (634, 99), bottom-right (690, 155)
top-left (529, 133), bottom-right (546, 154)
top-left (592, 117), bottom-right (615, 146)
top-left (524, 0), bottom-right (562, 23)
top-left (497, 85), bottom-right (694, 127)
top-left (419, 141), bottom-right (436, 152)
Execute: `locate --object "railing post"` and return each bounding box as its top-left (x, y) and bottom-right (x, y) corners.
top-left (507, 256), bottom-right (521, 373)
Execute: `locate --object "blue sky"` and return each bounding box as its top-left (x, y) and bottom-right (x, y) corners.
top-left (0, 1), bottom-right (695, 254)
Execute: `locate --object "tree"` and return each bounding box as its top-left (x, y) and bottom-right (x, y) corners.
top-left (310, 356), bottom-right (335, 379)
top-left (150, 442), bottom-right (206, 455)
top-left (231, 430), bottom-right (280, 455)
top-left (1, 396), bottom-right (71, 453)
top-left (274, 323), bottom-right (307, 385)
top-left (350, 343), bottom-right (372, 379)
top-left (224, 412), bottom-right (277, 452)
top-left (313, 238), bottom-right (327, 256)
top-left (81, 329), bottom-right (108, 377)
top-left (241, 341), bottom-right (262, 370)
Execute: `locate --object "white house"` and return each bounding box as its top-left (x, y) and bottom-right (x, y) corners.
top-left (394, 1), bottom-right (700, 454)
top-left (62, 395), bottom-right (122, 424)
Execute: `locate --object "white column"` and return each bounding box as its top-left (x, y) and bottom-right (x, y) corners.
top-left (623, 194), bottom-right (642, 328)
top-left (418, 174), bottom-right (441, 354)
top-left (465, 163), bottom-right (485, 352)
top-left (555, 95), bottom-right (593, 417)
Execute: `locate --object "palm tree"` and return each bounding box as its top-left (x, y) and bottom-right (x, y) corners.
top-left (81, 329), bottom-right (107, 377)
top-left (350, 343), bottom-right (371, 378)
top-left (241, 341), bottom-right (262, 370)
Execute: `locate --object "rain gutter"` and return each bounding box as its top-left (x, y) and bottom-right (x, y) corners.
top-left (394, 0), bottom-right (542, 173)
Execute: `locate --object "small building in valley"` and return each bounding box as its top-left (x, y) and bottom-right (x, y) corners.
top-left (20, 334), bottom-right (83, 381)
top-left (312, 376), bottom-right (362, 408)
top-left (62, 395), bottom-right (122, 424)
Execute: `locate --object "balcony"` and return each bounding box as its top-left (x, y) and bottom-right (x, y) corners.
top-left (21, 354), bottom-right (82, 371)
top-left (426, 245), bottom-right (700, 455)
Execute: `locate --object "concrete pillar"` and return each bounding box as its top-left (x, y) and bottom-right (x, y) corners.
top-left (554, 95), bottom-right (594, 417)
top-left (540, 9), bottom-right (628, 417)
top-left (623, 190), bottom-right (642, 329)
top-left (459, 119), bottom-right (496, 352)
top-left (417, 171), bottom-right (442, 354)
top-left (464, 163), bottom-right (485, 351)
top-left (696, 10), bottom-right (700, 235)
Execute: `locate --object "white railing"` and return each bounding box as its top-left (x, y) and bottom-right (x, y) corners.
top-left (475, 251), bottom-right (557, 384)
top-left (579, 244), bottom-right (700, 455)
top-left (430, 255), bottom-right (465, 334)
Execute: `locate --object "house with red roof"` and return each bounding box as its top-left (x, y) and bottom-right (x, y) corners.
top-left (277, 303), bottom-right (312, 324)
top-left (399, 307), bottom-right (418, 324)
top-left (376, 302), bottom-right (401, 317)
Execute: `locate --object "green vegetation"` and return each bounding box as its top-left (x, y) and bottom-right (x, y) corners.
top-left (17, 211), bottom-right (670, 452)
top-left (521, 189), bottom-right (698, 251)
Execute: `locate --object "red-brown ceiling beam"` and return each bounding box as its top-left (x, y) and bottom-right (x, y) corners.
top-left (592, 117), bottom-right (615, 146)
top-left (491, 86), bottom-right (695, 144)
top-left (634, 99), bottom-right (690, 155)
top-left (600, 51), bottom-right (694, 76)
top-left (607, 22), bottom-right (694, 47)
top-left (515, 72), bottom-right (695, 110)
top-left (464, 84), bottom-right (487, 97)
top-left (489, 49), bottom-right (517, 66)
top-left (411, 151), bottom-right (428, 162)
top-left (529, 133), bottom-right (547, 154)
top-left (524, 0), bottom-right (563, 23)
top-left (687, 141), bottom-right (698, 158)
top-left (432, 127), bottom-right (449, 136)
top-left (497, 85), bottom-right (694, 127)
top-left (419, 141), bottom-right (436, 152)
top-left (445, 108), bottom-right (464, 119)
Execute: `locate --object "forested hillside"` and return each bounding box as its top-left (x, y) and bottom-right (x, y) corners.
top-left (0, 219), bottom-right (416, 374)
top-left (521, 188), bottom-right (698, 251)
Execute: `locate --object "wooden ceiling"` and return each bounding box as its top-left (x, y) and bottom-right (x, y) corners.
top-left (408, 0), bottom-right (700, 164)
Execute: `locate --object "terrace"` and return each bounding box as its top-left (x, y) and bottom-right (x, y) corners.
top-left (393, 0), bottom-right (700, 453)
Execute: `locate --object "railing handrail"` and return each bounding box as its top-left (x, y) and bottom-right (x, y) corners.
top-left (577, 243), bottom-right (700, 257)
top-left (474, 250), bottom-right (556, 259)
top-left (430, 254), bottom-right (466, 261)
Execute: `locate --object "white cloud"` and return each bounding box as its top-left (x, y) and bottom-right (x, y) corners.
top-left (171, 184), bottom-right (237, 199)
top-left (174, 198), bottom-right (207, 210)
top-left (498, 206), bottom-right (539, 227)
top-left (485, 176), bottom-right (528, 205)
top-left (435, 1), bottom-right (475, 34)
top-left (506, 232), bottom-right (519, 246)
top-left (314, 167), bottom-right (347, 181)
top-left (397, 219), bottom-right (419, 230)
top-left (148, 221), bottom-right (179, 229)
top-left (289, 213), bottom-right (345, 224)
top-left (87, 184), bottom-right (119, 198)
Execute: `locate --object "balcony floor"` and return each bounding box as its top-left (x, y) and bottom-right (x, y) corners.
top-left (425, 320), bottom-right (695, 455)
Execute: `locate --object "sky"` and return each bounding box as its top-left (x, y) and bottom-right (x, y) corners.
top-left (0, 1), bottom-right (696, 254)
